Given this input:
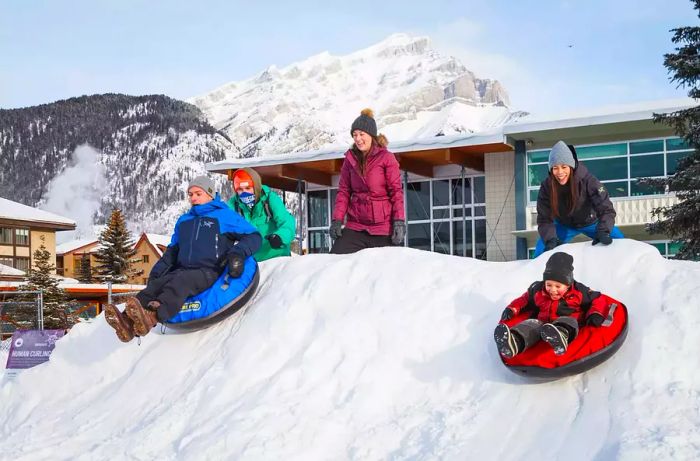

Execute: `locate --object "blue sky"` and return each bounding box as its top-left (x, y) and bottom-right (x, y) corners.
top-left (0, 0), bottom-right (696, 115)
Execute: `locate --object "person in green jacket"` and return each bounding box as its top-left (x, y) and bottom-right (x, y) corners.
top-left (227, 167), bottom-right (297, 261)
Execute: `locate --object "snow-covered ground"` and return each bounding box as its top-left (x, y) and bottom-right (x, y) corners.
top-left (1, 240), bottom-right (699, 460)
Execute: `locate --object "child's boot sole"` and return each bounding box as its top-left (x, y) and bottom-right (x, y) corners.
top-left (104, 303), bottom-right (135, 343)
top-left (125, 297), bottom-right (157, 337)
top-left (494, 323), bottom-right (518, 359)
top-left (541, 323), bottom-right (568, 356)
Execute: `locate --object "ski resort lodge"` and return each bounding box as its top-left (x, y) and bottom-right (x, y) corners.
top-left (207, 99), bottom-right (693, 261)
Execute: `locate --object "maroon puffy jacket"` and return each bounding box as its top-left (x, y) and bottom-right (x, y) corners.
top-left (332, 145), bottom-right (405, 235)
top-left (506, 281), bottom-right (608, 324)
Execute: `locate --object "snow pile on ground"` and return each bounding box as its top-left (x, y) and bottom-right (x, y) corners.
top-left (1, 240), bottom-right (699, 460)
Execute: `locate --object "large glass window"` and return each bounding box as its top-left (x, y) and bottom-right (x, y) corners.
top-left (14, 257), bottom-right (30, 272)
top-left (308, 230), bottom-right (330, 254)
top-left (526, 137), bottom-right (694, 202)
top-left (405, 176), bottom-right (487, 260)
top-left (307, 177), bottom-right (488, 259)
top-left (0, 257), bottom-right (13, 267)
top-left (407, 223), bottom-right (431, 252)
top-left (306, 188), bottom-right (337, 254)
top-left (407, 181), bottom-right (430, 220)
top-left (308, 190), bottom-right (330, 228)
top-left (14, 228), bottom-right (29, 246)
top-left (0, 228), bottom-right (12, 245)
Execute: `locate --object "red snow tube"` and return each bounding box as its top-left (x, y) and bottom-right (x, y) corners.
top-left (499, 295), bottom-right (628, 379)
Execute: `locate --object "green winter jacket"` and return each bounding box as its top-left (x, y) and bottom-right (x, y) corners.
top-left (227, 184), bottom-right (296, 262)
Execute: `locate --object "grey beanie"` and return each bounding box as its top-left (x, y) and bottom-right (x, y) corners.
top-left (188, 175), bottom-right (216, 198)
top-left (548, 140), bottom-right (576, 171)
top-left (350, 108), bottom-right (378, 137)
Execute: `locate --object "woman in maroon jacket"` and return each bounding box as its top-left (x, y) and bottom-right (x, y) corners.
top-left (330, 109), bottom-right (406, 254)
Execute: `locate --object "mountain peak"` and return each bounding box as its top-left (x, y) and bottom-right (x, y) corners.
top-left (191, 34), bottom-right (520, 158)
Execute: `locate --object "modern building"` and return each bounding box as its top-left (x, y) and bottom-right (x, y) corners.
top-left (206, 99), bottom-right (694, 261)
top-left (0, 197), bottom-right (76, 272)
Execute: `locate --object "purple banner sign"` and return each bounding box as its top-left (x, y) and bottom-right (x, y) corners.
top-left (5, 329), bottom-right (64, 371)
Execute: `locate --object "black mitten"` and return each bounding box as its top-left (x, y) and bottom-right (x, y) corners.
top-left (586, 313), bottom-right (605, 327)
top-left (501, 308), bottom-right (515, 321)
top-left (329, 220), bottom-right (343, 240)
top-left (266, 234), bottom-right (283, 249)
top-left (544, 238), bottom-right (562, 251)
top-left (227, 253), bottom-right (245, 278)
top-left (592, 232), bottom-right (612, 246)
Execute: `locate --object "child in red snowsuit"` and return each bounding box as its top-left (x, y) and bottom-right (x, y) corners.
top-left (494, 252), bottom-right (608, 357)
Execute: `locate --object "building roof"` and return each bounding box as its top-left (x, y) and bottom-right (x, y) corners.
top-left (145, 233), bottom-right (171, 249)
top-left (0, 197), bottom-right (76, 230)
top-left (205, 98), bottom-right (696, 190)
top-left (56, 238), bottom-right (100, 255)
top-left (207, 129), bottom-right (512, 190)
top-left (503, 98), bottom-right (696, 136)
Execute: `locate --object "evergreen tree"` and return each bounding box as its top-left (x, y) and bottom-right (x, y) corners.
top-left (94, 208), bottom-right (139, 282)
top-left (77, 251), bottom-right (93, 283)
top-left (646, 0), bottom-right (700, 260)
top-left (19, 236), bottom-right (75, 329)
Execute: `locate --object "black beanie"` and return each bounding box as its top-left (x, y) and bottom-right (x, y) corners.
top-left (350, 108), bottom-right (378, 137)
top-left (542, 252), bottom-right (574, 285)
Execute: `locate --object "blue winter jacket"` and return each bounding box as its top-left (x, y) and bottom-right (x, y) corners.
top-left (150, 196), bottom-right (262, 277)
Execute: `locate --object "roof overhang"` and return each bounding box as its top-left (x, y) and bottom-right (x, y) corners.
top-left (0, 217), bottom-right (76, 231)
top-left (207, 131), bottom-right (513, 191)
top-left (504, 99), bottom-right (696, 148)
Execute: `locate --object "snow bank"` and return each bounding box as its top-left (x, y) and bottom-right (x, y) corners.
top-left (1, 240), bottom-right (699, 460)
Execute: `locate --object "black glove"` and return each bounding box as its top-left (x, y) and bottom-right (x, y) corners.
top-left (391, 220), bottom-right (406, 245)
top-left (586, 313), bottom-right (605, 327)
top-left (329, 220), bottom-right (343, 240)
top-left (266, 234), bottom-right (283, 249)
top-left (544, 238), bottom-right (562, 251)
top-left (592, 232), bottom-right (612, 246)
top-left (227, 253), bottom-right (245, 278)
top-left (501, 308), bottom-right (515, 321)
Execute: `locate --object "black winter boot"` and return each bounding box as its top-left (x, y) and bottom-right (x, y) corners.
top-left (541, 323), bottom-right (569, 356)
top-left (494, 323), bottom-right (523, 359)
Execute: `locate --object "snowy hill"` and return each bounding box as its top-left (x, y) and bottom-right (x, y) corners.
top-left (2, 240), bottom-right (699, 460)
top-left (191, 34), bottom-right (523, 158)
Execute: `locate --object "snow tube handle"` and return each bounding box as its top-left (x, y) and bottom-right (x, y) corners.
top-left (602, 303), bottom-right (617, 327)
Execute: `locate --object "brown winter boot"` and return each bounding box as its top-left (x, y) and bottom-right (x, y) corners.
top-left (124, 296), bottom-right (159, 337)
top-left (104, 303), bottom-right (135, 343)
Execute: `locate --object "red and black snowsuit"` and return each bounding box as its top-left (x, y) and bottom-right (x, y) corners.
top-left (504, 280), bottom-right (608, 350)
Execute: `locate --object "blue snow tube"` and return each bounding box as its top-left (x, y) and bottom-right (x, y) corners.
top-left (163, 257), bottom-right (259, 331)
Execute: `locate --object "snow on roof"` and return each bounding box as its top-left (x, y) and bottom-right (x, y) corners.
top-left (56, 238), bottom-right (99, 255)
top-left (207, 129), bottom-right (506, 172)
top-left (0, 197), bottom-right (76, 228)
top-left (0, 263), bottom-right (24, 276)
top-left (207, 98), bottom-right (696, 172)
top-left (503, 97), bottom-right (696, 134)
top-left (145, 233), bottom-right (171, 248)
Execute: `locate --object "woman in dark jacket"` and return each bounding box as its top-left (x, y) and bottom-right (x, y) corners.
top-left (534, 141), bottom-right (624, 257)
top-left (330, 108), bottom-right (405, 254)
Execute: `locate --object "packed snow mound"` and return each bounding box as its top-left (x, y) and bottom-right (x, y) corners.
top-left (2, 240), bottom-right (700, 460)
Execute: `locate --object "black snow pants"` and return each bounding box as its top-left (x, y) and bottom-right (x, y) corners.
top-left (330, 228), bottom-right (393, 254)
top-left (136, 267), bottom-right (220, 321)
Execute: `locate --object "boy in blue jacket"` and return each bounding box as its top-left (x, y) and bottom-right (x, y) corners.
top-left (105, 176), bottom-right (262, 342)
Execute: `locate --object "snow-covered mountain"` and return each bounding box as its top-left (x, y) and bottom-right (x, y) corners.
top-left (2, 240), bottom-right (699, 459)
top-left (191, 33), bottom-right (523, 158)
top-left (0, 94), bottom-right (231, 236)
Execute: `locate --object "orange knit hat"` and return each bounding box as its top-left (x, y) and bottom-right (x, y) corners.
top-left (233, 169), bottom-right (255, 191)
